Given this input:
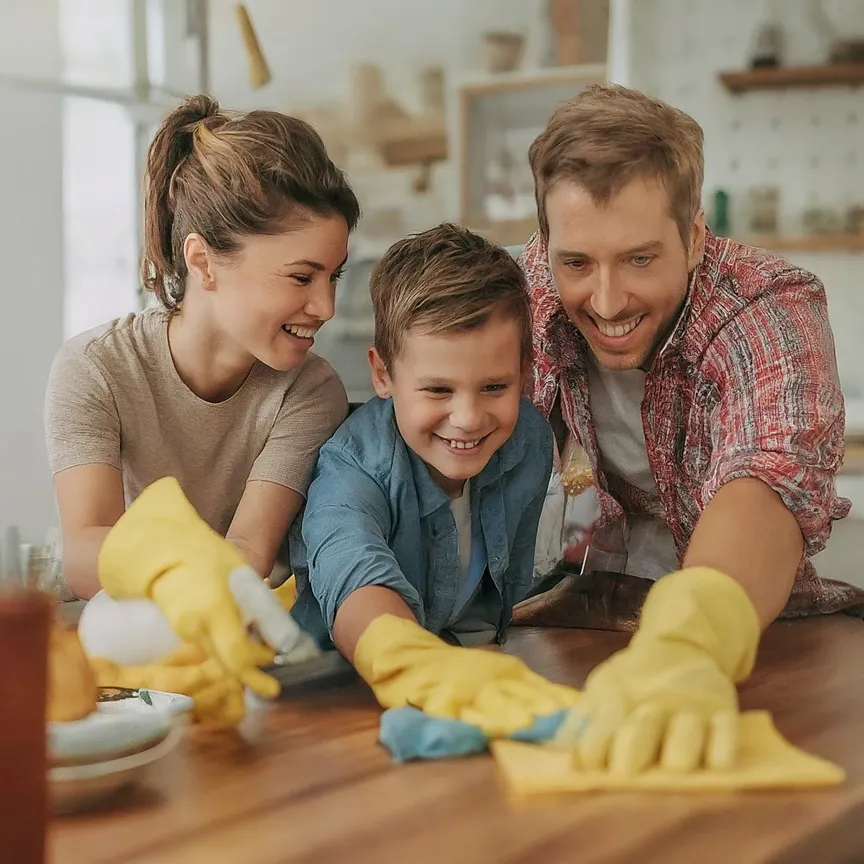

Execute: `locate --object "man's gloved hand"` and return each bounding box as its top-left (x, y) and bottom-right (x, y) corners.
top-left (552, 567), bottom-right (761, 774)
top-left (89, 644), bottom-right (246, 728)
top-left (98, 477), bottom-right (279, 700)
top-left (353, 615), bottom-right (578, 737)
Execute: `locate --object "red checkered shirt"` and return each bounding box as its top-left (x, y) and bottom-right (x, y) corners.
top-left (521, 228), bottom-right (864, 617)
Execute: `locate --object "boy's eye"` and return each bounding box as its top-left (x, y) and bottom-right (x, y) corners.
top-left (423, 387), bottom-right (451, 396)
top-left (484, 383), bottom-right (509, 393)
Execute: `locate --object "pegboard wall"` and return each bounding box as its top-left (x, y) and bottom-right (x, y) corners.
top-left (625, 0), bottom-right (864, 428)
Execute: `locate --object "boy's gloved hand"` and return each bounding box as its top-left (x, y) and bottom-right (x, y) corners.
top-left (552, 567), bottom-right (760, 774)
top-left (353, 615), bottom-right (578, 737)
top-left (89, 644), bottom-right (246, 727)
top-left (98, 477), bottom-right (279, 699)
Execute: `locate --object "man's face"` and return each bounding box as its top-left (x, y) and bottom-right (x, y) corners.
top-left (545, 177), bottom-right (704, 371)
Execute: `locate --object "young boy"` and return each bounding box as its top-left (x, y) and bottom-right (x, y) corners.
top-left (290, 223), bottom-right (553, 663)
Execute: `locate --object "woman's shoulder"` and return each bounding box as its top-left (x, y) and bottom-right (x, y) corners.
top-left (54, 309), bottom-right (166, 376)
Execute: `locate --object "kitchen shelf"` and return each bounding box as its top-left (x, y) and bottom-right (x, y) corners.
top-left (719, 64), bottom-right (864, 94)
top-left (740, 234), bottom-right (864, 253)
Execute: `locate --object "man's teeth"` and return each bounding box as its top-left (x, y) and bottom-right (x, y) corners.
top-left (447, 438), bottom-right (482, 450)
top-left (596, 315), bottom-right (643, 338)
top-left (282, 324), bottom-right (317, 339)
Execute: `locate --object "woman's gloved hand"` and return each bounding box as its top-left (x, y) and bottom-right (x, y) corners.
top-left (98, 477), bottom-right (279, 699)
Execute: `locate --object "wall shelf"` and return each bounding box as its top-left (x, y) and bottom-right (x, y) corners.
top-left (719, 64), bottom-right (864, 94)
top-left (738, 234), bottom-right (864, 253)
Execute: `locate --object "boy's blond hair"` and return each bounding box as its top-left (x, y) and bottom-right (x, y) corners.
top-left (529, 84), bottom-right (704, 248)
top-left (369, 223), bottom-right (531, 369)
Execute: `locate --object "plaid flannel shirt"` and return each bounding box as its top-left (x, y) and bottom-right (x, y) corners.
top-left (521, 228), bottom-right (864, 617)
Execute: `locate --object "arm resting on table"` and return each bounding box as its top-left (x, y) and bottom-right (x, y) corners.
top-left (684, 477), bottom-right (802, 629)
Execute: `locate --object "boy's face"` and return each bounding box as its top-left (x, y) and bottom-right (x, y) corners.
top-left (369, 313), bottom-right (524, 497)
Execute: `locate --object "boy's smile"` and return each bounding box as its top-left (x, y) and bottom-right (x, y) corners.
top-left (369, 312), bottom-right (524, 497)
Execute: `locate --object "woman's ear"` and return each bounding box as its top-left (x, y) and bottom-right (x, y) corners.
top-left (368, 347), bottom-right (392, 398)
top-left (183, 233), bottom-right (215, 290)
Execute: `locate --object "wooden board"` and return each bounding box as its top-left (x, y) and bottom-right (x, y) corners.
top-left (719, 64), bottom-right (864, 94)
top-left (51, 615), bottom-right (864, 864)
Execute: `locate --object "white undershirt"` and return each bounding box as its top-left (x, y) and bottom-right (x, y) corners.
top-left (586, 364), bottom-right (680, 580)
top-left (450, 480), bottom-right (472, 585)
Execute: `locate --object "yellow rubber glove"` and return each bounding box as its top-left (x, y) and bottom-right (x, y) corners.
top-left (89, 644), bottom-right (247, 728)
top-left (552, 567), bottom-right (760, 774)
top-left (98, 477), bottom-right (278, 700)
top-left (353, 615), bottom-right (579, 737)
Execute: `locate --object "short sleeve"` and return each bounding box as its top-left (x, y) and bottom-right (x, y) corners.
top-left (44, 339), bottom-right (121, 474)
top-left (248, 355), bottom-right (349, 496)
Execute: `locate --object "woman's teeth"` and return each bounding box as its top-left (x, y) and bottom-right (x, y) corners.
top-left (282, 324), bottom-right (317, 339)
top-left (596, 315), bottom-right (644, 338)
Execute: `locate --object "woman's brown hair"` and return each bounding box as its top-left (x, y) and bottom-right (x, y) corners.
top-left (141, 94), bottom-right (360, 310)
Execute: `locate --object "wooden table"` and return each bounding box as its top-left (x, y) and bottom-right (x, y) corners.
top-left (51, 615), bottom-right (864, 864)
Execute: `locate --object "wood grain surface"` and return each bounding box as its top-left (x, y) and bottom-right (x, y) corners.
top-left (50, 614), bottom-right (864, 864)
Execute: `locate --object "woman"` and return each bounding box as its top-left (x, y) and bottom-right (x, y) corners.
top-left (45, 94), bottom-right (360, 599)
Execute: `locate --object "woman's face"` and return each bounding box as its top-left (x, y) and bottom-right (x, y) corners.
top-left (204, 213), bottom-right (349, 372)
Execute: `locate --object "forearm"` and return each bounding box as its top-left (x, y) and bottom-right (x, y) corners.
top-left (62, 526), bottom-right (113, 599)
top-left (332, 586), bottom-right (417, 662)
top-left (224, 534), bottom-right (271, 580)
top-left (684, 477), bottom-right (802, 629)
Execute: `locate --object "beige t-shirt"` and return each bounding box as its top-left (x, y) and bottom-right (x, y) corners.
top-left (44, 308), bottom-right (348, 535)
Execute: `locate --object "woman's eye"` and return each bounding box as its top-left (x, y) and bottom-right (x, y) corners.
top-left (566, 259), bottom-right (586, 271)
top-left (331, 269), bottom-right (345, 283)
top-left (290, 274), bottom-right (312, 286)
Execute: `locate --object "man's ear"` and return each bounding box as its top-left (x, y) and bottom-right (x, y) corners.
top-left (368, 346), bottom-right (393, 398)
top-left (687, 210), bottom-right (707, 271)
top-left (184, 233), bottom-right (215, 290)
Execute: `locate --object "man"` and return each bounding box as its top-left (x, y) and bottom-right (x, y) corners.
top-left (515, 84), bottom-right (864, 773)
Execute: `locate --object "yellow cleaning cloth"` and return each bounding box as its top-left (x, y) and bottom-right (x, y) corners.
top-left (492, 711), bottom-right (844, 794)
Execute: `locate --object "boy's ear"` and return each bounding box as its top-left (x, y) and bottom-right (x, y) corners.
top-left (368, 347), bottom-right (393, 398)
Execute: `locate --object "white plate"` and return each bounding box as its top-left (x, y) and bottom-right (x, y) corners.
top-left (49, 689), bottom-right (193, 768)
top-left (50, 725), bottom-right (183, 815)
top-left (96, 688), bottom-right (195, 718)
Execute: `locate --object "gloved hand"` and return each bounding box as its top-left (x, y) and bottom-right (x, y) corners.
top-left (98, 477), bottom-right (278, 700)
top-left (89, 643), bottom-right (247, 728)
top-left (353, 615), bottom-right (579, 737)
top-left (552, 567), bottom-right (760, 774)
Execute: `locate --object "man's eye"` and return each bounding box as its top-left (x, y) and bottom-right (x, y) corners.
top-left (565, 260), bottom-right (586, 271)
top-left (632, 255), bottom-right (653, 267)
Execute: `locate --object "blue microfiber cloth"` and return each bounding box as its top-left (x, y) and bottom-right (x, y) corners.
top-left (378, 706), bottom-right (570, 762)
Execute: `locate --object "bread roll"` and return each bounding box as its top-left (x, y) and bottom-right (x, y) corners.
top-left (46, 624), bottom-right (98, 723)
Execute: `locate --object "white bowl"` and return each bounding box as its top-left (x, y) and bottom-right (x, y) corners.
top-left (50, 725), bottom-right (183, 815)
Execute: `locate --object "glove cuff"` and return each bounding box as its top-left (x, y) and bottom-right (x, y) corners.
top-left (98, 477), bottom-right (210, 599)
top-left (353, 614), bottom-right (445, 687)
top-left (633, 567), bottom-right (761, 683)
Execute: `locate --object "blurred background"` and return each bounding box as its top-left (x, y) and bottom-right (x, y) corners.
top-left (1, 0), bottom-right (862, 582)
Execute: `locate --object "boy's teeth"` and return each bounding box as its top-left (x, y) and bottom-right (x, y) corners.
top-left (596, 315), bottom-right (643, 338)
top-left (448, 438), bottom-right (481, 450)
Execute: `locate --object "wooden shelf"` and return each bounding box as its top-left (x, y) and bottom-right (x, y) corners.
top-left (739, 234), bottom-right (864, 253)
top-left (719, 64), bottom-right (864, 93)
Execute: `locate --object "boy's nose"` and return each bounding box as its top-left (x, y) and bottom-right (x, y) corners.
top-left (449, 397), bottom-right (484, 433)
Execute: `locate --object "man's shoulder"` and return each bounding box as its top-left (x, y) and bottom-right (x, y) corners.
top-left (686, 233), bottom-right (828, 356)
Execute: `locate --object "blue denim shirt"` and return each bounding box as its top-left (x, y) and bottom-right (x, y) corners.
top-left (290, 396), bottom-right (553, 647)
